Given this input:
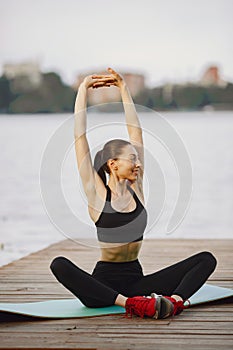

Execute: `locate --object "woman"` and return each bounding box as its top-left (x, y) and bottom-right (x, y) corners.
top-left (50, 68), bottom-right (217, 319)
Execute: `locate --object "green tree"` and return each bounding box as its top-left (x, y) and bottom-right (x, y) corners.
top-left (9, 72), bottom-right (75, 113)
top-left (0, 76), bottom-right (15, 112)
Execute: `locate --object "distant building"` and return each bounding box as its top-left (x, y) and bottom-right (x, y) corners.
top-left (122, 73), bottom-right (145, 97)
top-left (73, 70), bottom-right (145, 105)
top-left (199, 66), bottom-right (226, 87)
top-left (3, 61), bottom-right (42, 92)
top-left (162, 83), bottom-right (174, 104)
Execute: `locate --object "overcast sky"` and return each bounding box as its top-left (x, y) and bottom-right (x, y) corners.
top-left (1, 0), bottom-right (233, 86)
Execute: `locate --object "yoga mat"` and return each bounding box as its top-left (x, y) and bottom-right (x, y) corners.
top-left (0, 284), bottom-right (232, 319)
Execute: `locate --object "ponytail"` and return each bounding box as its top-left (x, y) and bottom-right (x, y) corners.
top-left (94, 150), bottom-right (107, 186)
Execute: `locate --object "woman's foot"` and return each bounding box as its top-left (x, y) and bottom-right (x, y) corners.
top-left (151, 293), bottom-right (187, 318)
top-left (125, 295), bottom-right (162, 319)
top-left (125, 294), bottom-right (188, 319)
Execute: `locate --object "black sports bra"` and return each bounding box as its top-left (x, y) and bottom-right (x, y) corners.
top-left (95, 185), bottom-right (147, 243)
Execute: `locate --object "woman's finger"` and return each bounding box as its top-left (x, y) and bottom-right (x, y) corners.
top-left (107, 67), bottom-right (117, 75)
top-left (92, 75), bottom-right (113, 79)
top-left (92, 75), bottom-right (105, 79)
top-left (92, 82), bottom-right (106, 88)
top-left (92, 81), bottom-right (117, 88)
top-left (92, 77), bottom-right (116, 83)
top-left (93, 81), bottom-right (114, 86)
top-left (107, 68), bottom-right (123, 83)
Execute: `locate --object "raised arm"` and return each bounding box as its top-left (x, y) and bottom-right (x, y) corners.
top-left (118, 76), bottom-right (144, 172)
top-left (74, 76), bottom-right (106, 200)
top-left (92, 68), bottom-right (144, 172)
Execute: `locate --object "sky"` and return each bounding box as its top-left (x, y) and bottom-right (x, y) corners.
top-left (1, 0), bottom-right (233, 87)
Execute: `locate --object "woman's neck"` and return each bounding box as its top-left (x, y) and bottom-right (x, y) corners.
top-left (107, 178), bottom-right (130, 196)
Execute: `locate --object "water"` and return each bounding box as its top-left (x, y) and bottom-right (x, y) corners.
top-left (0, 111), bottom-right (233, 266)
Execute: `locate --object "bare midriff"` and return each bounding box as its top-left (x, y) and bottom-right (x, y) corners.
top-left (99, 240), bottom-right (143, 262)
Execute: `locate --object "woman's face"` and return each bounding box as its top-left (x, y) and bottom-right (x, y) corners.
top-left (108, 144), bottom-right (142, 181)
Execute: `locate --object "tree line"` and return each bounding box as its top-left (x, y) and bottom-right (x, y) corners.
top-left (0, 72), bottom-right (232, 113)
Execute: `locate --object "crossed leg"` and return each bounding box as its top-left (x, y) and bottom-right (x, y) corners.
top-left (129, 251), bottom-right (217, 301)
top-left (50, 251), bottom-right (217, 308)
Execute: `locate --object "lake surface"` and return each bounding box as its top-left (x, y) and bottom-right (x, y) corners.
top-left (0, 111), bottom-right (233, 266)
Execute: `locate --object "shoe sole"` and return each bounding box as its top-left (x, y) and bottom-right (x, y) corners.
top-left (151, 294), bottom-right (174, 319)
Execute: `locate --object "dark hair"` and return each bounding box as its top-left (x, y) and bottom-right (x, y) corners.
top-left (94, 139), bottom-right (131, 185)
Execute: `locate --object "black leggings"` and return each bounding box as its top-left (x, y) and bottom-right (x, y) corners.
top-left (50, 251), bottom-right (217, 308)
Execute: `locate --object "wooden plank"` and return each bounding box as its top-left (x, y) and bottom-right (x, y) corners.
top-left (0, 239), bottom-right (232, 349)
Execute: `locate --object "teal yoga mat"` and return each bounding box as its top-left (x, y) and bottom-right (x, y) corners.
top-left (0, 284), bottom-right (232, 319)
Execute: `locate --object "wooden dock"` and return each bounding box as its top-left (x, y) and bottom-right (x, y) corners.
top-left (0, 239), bottom-right (232, 349)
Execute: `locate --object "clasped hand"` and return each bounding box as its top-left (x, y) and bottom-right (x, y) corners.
top-left (82, 68), bottom-right (124, 90)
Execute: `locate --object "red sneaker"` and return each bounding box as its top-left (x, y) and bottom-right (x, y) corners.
top-left (125, 296), bottom-right (161, 319)
top-left (151, 293), bottom-right (188, 318)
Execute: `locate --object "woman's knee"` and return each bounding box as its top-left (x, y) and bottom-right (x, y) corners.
top-left (199, 251), bottom-right (217, 271)
top-left (50, 256), bottom-right (70, 274)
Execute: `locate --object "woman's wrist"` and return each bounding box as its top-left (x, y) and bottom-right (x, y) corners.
top-left (79, 81), bottom-right (88, 90)
top-left (119, 81), bottom-right (127, 91)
